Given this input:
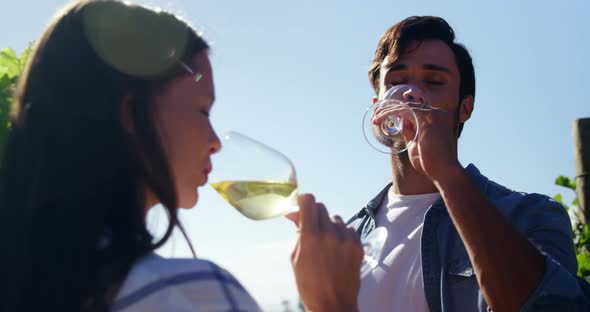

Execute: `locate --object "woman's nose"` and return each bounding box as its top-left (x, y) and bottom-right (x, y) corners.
top-left (209, 131), bottom-right (222, 154)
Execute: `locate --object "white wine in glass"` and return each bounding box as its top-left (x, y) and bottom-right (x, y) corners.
top-left (211, 180), bottom-right (298, 220)
top-left (209, 131), bottom-right (298, 220)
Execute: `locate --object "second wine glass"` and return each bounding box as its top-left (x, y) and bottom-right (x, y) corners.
top-left (362, 84), bottom-right (424, 154)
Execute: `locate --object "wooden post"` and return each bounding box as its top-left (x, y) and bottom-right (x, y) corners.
top-left (573, 118), bottom-right (590, 223)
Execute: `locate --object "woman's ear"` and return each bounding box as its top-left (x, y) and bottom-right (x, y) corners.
top-left (459, 95), bottom-right (474, 123)
top-left (120, 95), bottom-right (135, 135)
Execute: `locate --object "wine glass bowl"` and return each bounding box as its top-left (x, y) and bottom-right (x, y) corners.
top-left (209, 131), bottom-right (298, 220)
top-left (362, 84), bottom-right (425, 154)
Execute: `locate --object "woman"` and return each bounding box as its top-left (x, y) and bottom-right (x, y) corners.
top-left (0, 1), bottom-right (362, 311)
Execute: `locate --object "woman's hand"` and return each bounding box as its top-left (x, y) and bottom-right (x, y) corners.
top-left (288, 194), bottom-right (362, 312)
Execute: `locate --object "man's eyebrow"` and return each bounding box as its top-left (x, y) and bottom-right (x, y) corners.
top-left (384, 63), bottom-right (407, 72)
top-left (385, 63), bottom-right (451, 73)
top-left (423, 64), bottom-right (451, 73)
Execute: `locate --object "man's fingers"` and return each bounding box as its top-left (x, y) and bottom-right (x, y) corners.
top-left (372, 106), bottom-right (406, 125)
top-left (401, 115), bottom-right (417, 142)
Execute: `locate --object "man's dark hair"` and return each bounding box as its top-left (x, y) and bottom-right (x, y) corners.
top-left (368, 16), bottom-right (475, 136)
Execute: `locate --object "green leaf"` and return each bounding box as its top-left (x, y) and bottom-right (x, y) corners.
top-left (580, 224), bottom-right (590, 245)
top-left (0, 48), bottom-right (20, 78)
top-left (555, 176), bottom-right (567, 186)
top-left (573, 197), bottom-right (579, 207)
top-left (0, 74), bottom-right (15, 91)
top-left (0, 46), bottom-right (26, 164)
top-left (555, 175), bottom-right (577, 190)
top-left (577, 252), bottom-right (590, 277)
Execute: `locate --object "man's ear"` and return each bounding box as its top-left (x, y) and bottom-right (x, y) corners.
top-left (120, 95), bottom-right (135, 135)
top-left (459, 95), bottom-right (474, 123)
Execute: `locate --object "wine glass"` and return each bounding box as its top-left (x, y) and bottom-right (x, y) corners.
top-left (208, 131), bottom-right (386, 274)
top-left (209, 131), bottom-right (298, 220)
top-left (362, 84), bottom-right (440, 154)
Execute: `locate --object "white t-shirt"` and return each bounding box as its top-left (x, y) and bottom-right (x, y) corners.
top-left (358, 187), bottom-right (440, 312)
top-left (112, 253), bottom-right (261, 312)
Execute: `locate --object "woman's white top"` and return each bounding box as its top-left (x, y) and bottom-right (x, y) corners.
top-left (112, 253), bottom-right (261, 312)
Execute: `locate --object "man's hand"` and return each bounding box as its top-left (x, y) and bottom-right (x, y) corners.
top-left (372, 102), bottom-right (461, 180)
top-left (403, 103), bottom-right (461, 180)
top-left (289, 194), bottom-right (362, 312)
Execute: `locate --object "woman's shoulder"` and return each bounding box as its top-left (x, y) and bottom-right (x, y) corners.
top-left (112, 253), bottom-right (261, 312)
top-left (119, 253), bottom-right (220, 281)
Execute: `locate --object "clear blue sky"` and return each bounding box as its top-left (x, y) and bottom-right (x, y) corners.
top-left (2, 0), bottom-right (589, 310)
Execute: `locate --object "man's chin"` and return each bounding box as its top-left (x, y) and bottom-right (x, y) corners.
top-left (390, 149), bottom-right (410, 169)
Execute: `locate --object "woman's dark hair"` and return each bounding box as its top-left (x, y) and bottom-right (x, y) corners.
top-left (368, 16), bottom-right (475, 137)
top-left (0, 1), bottom-right (208, 311)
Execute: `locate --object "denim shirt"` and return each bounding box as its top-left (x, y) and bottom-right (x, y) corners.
top-left (347, 164), bottom-right (590, 311)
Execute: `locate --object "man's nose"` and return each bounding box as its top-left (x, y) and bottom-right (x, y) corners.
top-left (402, 88), bottom-right (425, 103)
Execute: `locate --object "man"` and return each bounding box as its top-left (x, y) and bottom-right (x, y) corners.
top-left (347, 16), bottom-right (590, 311)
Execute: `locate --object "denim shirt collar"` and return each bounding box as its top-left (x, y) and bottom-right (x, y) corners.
top-left (363, 163), bottom-right (489, 216)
